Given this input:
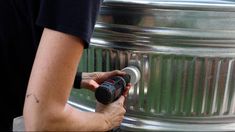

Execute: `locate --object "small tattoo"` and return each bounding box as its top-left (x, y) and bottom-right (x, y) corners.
top-left (26, 93), bottom-right (40, 103)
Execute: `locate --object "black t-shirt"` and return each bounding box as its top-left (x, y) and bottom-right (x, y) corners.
top-left (0, 0), bottom-right (102, 130)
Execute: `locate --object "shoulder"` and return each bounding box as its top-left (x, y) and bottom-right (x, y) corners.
top-left (36, 0), bottom-right (103, 48)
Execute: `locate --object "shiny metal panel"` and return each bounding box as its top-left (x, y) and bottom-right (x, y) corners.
top-left (96, 0), bottom-right (235, 48)
top-left (70, 46), bottom-right (235, 131)
top-left (70, 0), bottom-right (235, 131)
top-left (73, 46), bottom-right (235, 118)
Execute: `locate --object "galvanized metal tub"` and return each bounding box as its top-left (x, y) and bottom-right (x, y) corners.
top-left (69, 0), bottom-right (235, 131)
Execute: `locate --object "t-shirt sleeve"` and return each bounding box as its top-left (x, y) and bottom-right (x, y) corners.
top-left (36, 0), bottom-right (103, 48)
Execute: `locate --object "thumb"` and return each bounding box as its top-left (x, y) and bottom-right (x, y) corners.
top-left (85, 80), bottom-right (99, 92)
top-left (91, 80), bottom-right (100, 89)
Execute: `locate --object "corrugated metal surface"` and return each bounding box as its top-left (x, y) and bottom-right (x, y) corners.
top-left (73, 47), bottom-right (235, 118)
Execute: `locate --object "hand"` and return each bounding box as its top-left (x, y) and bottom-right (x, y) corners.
top-left (123, 83), bottom-right (131, 97)
top-left (95, 96), bottom-right (126, 130)
top-left (80, 70), bottom-right (127, 92)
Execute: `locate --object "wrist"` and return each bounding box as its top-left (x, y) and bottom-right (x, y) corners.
top-left (100, 113), bottom-right (112, 131)
top-left (73, 72), bottom-right (82, 89)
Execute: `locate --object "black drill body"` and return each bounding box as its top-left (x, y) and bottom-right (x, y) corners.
top-left (95, 74), bottom-right (130, 104)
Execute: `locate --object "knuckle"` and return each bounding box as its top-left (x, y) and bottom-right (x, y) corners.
top-left (94, 73), bottom-right (101, 79)
top-left (114, 70), bottom-right (119, 74)
top-left (123, 108), bottom-right (126, 113)
top-left (121, 115), bottom-right (125, 120)
top-left (88, 80), bottom-right (93, 85)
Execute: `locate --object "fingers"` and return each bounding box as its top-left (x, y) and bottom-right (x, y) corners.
top-left (109, 70), bottom-right (126, 77)
top-left (90, 80), bottom-right (100, 89)
top-left (123, 83), bottom-right (132, 97)
top-left (92, 70), bottom-right (125, 84)
top-left (81, 79), bottom-right (99, 92)
top-left (82, 70), bottom-right (130, 93)
top-left (96, 95), bottom-right (126, 130)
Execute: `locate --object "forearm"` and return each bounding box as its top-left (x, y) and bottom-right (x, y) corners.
top-left (57, 104), bottom-right (109, 131)
top-left (23, 28), bottom-right (108, 131)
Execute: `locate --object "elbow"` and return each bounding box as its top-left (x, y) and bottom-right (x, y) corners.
top-left (23, 102), bottom-right (66, 131)
top-left (23, 106), bottom-right (49, 131)
top-left (23, 101), bottom-right (37, 130)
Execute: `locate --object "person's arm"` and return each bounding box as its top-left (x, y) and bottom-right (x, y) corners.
top-left (23, 28), bottom-right (126, 131)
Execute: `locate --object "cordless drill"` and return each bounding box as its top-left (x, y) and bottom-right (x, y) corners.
top-left (95, 74), bottom-right (130, 104)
